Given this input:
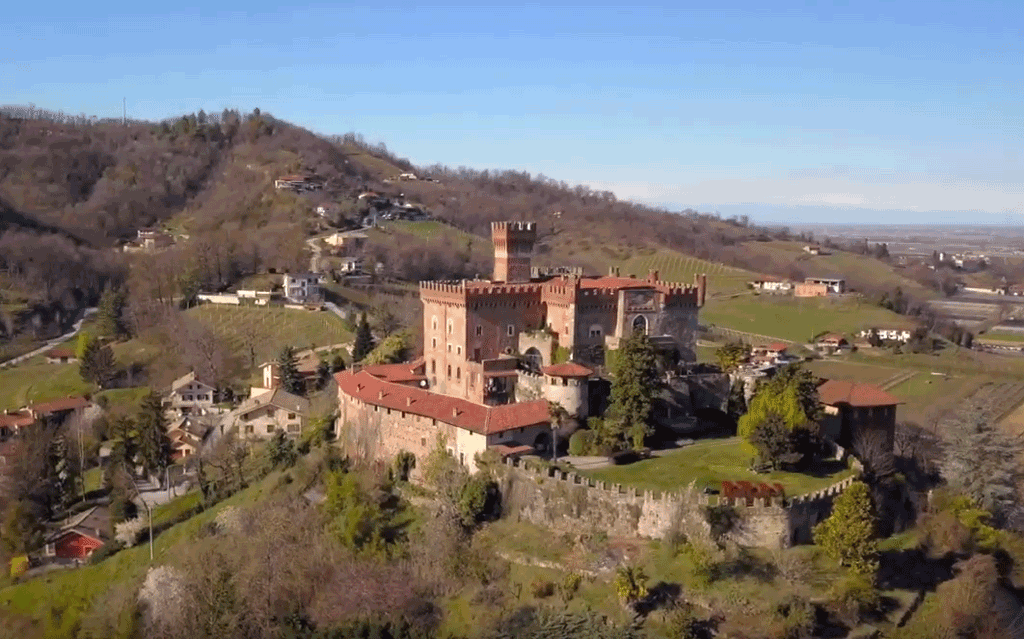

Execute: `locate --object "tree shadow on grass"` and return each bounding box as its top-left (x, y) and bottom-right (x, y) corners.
top-left (635, 581), bottom-right (682, 616)
top-left (710, 548), bottom-right (777, 583)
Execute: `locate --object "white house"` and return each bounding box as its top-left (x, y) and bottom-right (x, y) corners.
top-left (858, 328), bottom-right (913, 343)
top-left (749, 279), bottom-right (793, 293)
top-left (283, 272), bottom-right (323, 303)
top-left (339, 257), bottom-right (363, 274)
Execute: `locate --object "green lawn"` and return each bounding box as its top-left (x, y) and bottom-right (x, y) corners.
top-left (977, 330), bottom-right (1024, 343)
top-left (579, 438), bottom-right (856, 495)
top-left (702, 294), bottom-right (916, 343)
top-left (886, 373), bottom-right (988, 425)
top-left (185, 305), bottom-right (351, 368)
top-left (806, 359), bottom-right (904, 386)
top-left (0, 362), bottom-right (94, 411)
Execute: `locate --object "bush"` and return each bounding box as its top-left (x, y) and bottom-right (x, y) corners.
top-left (703, 504), bottom-right (739, 543)
top-left (775, 595), bottom-right (815, 639)
top-left (89, 540), bottom-right (125, 564)
top-left (828, 574), bottom-right (879, 625)
top-left (559, 572), bottom-right (583, 602)
top-left (665, 603), bottom-right (699, 639)
top-left (568, 429), bottom-right (594, 456)
top-left (393, 451), bottom-right (416, 481)
top-left (458, 474), bottom-right (499, 527)
top-left (531, 579), bottom-right (555, 598)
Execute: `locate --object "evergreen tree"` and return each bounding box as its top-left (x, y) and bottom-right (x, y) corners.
top-left (330, 353), bottom-right (346, 373)
top-left (267, 430), bottom-right (297, 468)
top-left (316, 359), bottom-right (331, 390)
top-left (737, 365), bottom-right (821, 461)
top-left (277, 346), bottom-right (303, 395)
top-left (813, 481), bottom-right (878, 574)
top-left (135, 391), bottom-right (171, 484)
top-left (79, 339), bottom-right (117, 389)
top-left (715, 341), bottom-right (750, 373)
top-left (608, 332), bottom-right (658, 451)
top-left (48, 433), bottom-right (76, 512)
top-left (95, 285), bottom-right (128, 339)
top-left (352, 314), bottom-right (374, 363)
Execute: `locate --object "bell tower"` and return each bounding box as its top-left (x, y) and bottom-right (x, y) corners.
top-left (491, 221), bottom-right (537, 283)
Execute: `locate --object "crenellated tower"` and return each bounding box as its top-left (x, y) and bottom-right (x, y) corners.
top-left (491, 221), bottom-right (537, 283)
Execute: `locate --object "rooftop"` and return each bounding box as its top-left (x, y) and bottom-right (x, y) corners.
top-left (360, 359), bottom-right (428, 384)
top-left (335, 369), bottom-right (550, 435)
top-left (27, 396), bottom-right (91, 415)
top-left (44, 348), bottom-right (75, 359)
top-left (233, 388), bottom-right (310, 418)
top-left (170, 371), bottom-right (215, 392)
top-left (817, 379), bottom-right (900, 408)
top-left (540, 362), bottom-right (593, 378)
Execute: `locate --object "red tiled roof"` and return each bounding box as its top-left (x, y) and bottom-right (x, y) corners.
top-left (28, 396), bottom-right (91, 415)
top-left (765, 342), bottom-right (790, 353)
top-left (45, 348), bottom-right (74, 359)
top-left (818, 333), bottom-right (847, 343)
top-left (0, 411), bottom-right (34, 429)
top-left (335, 370), bottom-right (549, 435)
top-left (541, 362), bottom-right (593, 377)
top-left (360, 359), bottom-right (427, 384)
top-left (818, 379), bottom-right (900, 407)
top-left (490, 443), bottom-right (534, 457)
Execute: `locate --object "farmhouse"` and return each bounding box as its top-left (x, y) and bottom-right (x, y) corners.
top-left (804, 276), bottom-right (846, 294)
top-left (44, 348), bottom-right (76, 364)
top-left (0, 410), bottom-right (34, 440)
top-left (323, 230), bottom-right (368, 254)
top-left (858, 328), bottom-right (912, 343)
top-left (337, 220), bottom-right (706, 473)
top-left (749, 278), bottom-right (793, 293)
top-left (816, 333), bottom-right (848, 353)
top-left (274, 174), bottom-right (322, 191)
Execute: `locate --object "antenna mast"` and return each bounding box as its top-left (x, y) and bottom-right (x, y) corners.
top-left (122, 98), bottom-right (126, 126)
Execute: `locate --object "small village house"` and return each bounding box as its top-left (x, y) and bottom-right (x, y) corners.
top-left (858, 328), bottom-right (913, 343)
top-left (283, 272), bottom-right (322, 304)
top-left (338, 256), bottom-right (363, 274)
top-left (43, 506), bottom-right (110, 562)
top-left (803, 276), bottom-right (846, 294)
top-left (222, 388), bottom-right (310, 439)
top-left (749, 278), bottom-right (793, 293)
top-left (816, 333), bottom-right (848, 353)
top-left (323, 230), bottom-right (368, 254)
top-left (44, 348), bottom-right (77, 364)
top-left (166, 372), bottom-right (217, 417)
top-left (794, 282), bottom-right (829, 297)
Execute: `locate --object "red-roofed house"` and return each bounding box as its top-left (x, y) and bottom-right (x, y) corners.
top-left (0, 410), bottom-right (34, 440)
top-left (44, 348), bottom-right (77, 364)
top-left (816, 333), bottom-right (848, 353)
top-left (818, 379), bottom-right (900, 453)
top-left (26, 396), bottom-right (93, 421)
top-left (336, 369), bottom-right (551, 475)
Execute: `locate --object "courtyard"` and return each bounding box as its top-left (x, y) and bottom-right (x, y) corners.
top-left (577, 437), bottom-right (856, 496)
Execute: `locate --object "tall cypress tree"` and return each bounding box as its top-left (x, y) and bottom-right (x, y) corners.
top-left (95, 285), bottom-right (128, 339)
top-left (277, 346), bottom-right (303, 395)
top-left (352, 314), bottom-right (374, 363)
top-left (608, 332), bottom-right (658, 451)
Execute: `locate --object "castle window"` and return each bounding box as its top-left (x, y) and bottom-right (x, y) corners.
top-left (447, 365), bottom-right (452, 378)
top-left (456, 367), bottom-right (461, 380)
top-left (589, 324), bottom-right (602, 338)
top-left (457, 346), bottom-right (462, 355)
top-left (421, 437), bottom-right (426, 446)
top-left (507, 324), bottom-right (515, 336)
top-left (431, 360), bottom-right (436, 373)
top-left (632, 315), bottom-right (648, 335)
top-left (402, 412), bottom-right (406, 418)
top-left (474, 348), bottom-right (481, 361)
top-left (447, 319), bottom-right (453, 335)
top-left (447, 344), bottom-right (451, 353)
top-left (476, 326), bottom-right (482, 336)
top-left (432, 338), bottom-right (437, 348)
top-left (432, 316), bottom-right (438, 331)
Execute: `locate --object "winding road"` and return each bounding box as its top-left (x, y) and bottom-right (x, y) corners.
top-left (0, 307), bottom-right (98, 369)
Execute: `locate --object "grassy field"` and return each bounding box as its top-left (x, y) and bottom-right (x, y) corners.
top-left (701, 294), bottom-right (915, 343)
top-left (806, 359), bottom-right (906, 387)
top-left (185, 305), bottom-right (351, 367)
top-left (0, 362), bottom-right (93, 411)
top-left (578, 437), bottom-right (855, 495)
top-left (886, 373), bottom-right (987, 426)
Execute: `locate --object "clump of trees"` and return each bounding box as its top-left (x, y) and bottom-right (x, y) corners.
top-left (737, 366), bottom-right (822, 468)
top-left (813, 480), bottom-right (878, 574)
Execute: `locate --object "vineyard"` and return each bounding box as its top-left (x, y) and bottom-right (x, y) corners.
top-left (186, 305), bottom-right (352, 367)
top-left (611, 249), bottom-right (755, 296)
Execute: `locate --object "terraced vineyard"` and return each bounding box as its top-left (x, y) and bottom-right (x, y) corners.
top-left (611, 249), bottom-right (755, 296)
top-left (934, 380), bottom-right (1024, 436)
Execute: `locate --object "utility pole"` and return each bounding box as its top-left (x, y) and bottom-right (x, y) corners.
top-left (122, 98), bottom-right (126, 126)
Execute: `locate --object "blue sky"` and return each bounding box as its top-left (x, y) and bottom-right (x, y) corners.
top-left (3, 1), bottom-right (1023, 224)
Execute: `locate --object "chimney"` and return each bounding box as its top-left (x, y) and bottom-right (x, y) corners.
top-left (378, 391), bottom-right (386, 400)
top-left (697, 273), bottom-right (707, 306)
top-left (452, 407), bottom-right (460, 418)
top-left (406, 397), bottom-right (414, 406)
top-left (608, 266), bottom-right (620, 277)
top-left (648, 269), bottom-right (659, 282)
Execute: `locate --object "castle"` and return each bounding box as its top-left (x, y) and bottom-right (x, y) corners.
top-left (335, 221), bottom-right (707, 474)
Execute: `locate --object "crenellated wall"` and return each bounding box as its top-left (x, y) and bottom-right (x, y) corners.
top-left (496, 457), bottom-right (859, 549)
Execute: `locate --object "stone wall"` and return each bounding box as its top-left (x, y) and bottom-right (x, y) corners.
top-left (496, 457), bottom-right (859, 549)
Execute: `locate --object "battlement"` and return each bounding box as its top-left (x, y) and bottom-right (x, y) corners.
top-left (419, 280), bottom-right (468, 302)
top-left (502, 456), bottom-right (857, 512)
top-left (492, 221), bottom-right (537, 234)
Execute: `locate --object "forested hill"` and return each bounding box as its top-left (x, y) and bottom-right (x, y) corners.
top-left (0, 105), bottom-right (792, 348)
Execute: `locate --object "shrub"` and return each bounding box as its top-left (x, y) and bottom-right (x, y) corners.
top-left (614, 565), bottom-right (648, 605)
top-left (458, 473), bottom-right (500, 528)
top-left (775, 595), bottom-right (815, 639)
top-left (568, 430), bottom-right (595, 456)
top-left (828, 573), bottom-right (880, 626)
top-left (559, 572), bottom-right (583, 602)
top-left (393, 450), bottom-right (416, 482)
top-left (665, 602), bottom-right (699, 639)
top-left (89, 540), bottom-right (125, 564)
top-left (680, 542), bottom-right (715, 589)
top-left (531, 579), bottom-right (555, 599)
top-left (703, 504), bottom-right (739, 543)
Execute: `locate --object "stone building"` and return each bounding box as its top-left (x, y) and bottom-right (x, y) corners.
top-left (817, 379), bottom-right (899, 454)
top-left (335, 220), bottom-right (707, 472)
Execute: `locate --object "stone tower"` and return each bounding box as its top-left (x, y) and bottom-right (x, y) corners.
top-left (491, 221), bottom-right (537, 283)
